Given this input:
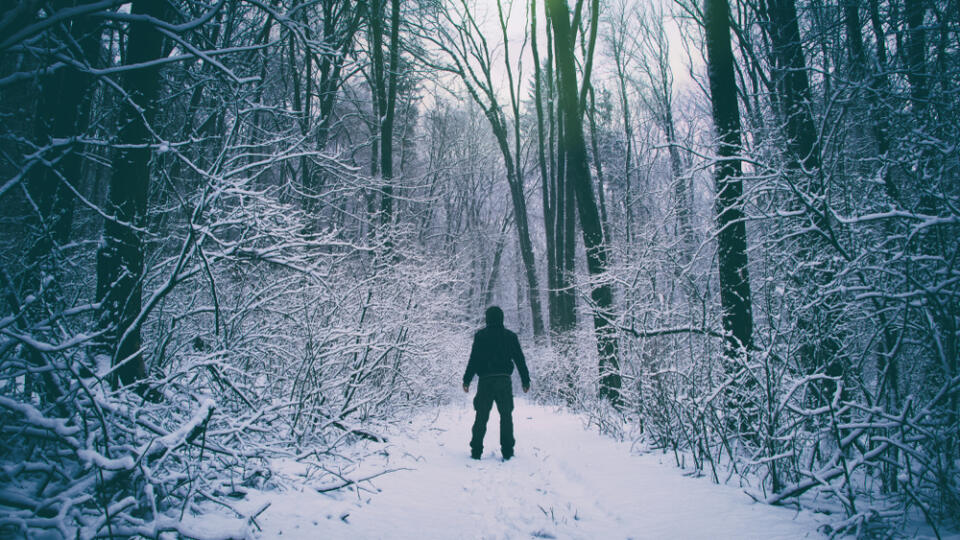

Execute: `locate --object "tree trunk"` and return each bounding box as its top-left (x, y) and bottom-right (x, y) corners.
top-left (587, 87), bottom-right (611, 245)
top-left (497, 0), bottom-right (546, 340)
top-left (21, 1), bottom-right (101, 400)
top-left (560, 122), bottom-right (577, 331)
top-left (903, 0), bottom-right (928, 110)
top-left (96, 0), bottom-right (165, 388)
top-left (704, 0), bottom-right (754, 357)
top-left (763, 0), bottom-right (821, 173)
top-left (483, 216), bottom-right (511, 307)
top-left (763, 0), bottom-right (849, 406)
top-left (552, 33), bottom-right (576, 334)
top-left (531, 0), bottom-right (561, 335)
top-left (665, 108), bottom-right (693, 260)
top-left (610, 21), bottom-right (635, 245)
top-left (316, 0), bottom-right (362, 152)
top-left (489, 119), bottom-right (547, 339)
top-left (546, 0), bottom-right (620, 403)
top-left (27, 0), bottom-right (101, 255)
top-left (369, 0), bottom-right (400, 229)
top-left (842, 0), bottom-right (900, 203)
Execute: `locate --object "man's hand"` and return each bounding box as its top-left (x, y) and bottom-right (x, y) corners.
top-left (522, 384), bottom-right (530, 393)
top-left (463, 384), bottom-right (469, 393)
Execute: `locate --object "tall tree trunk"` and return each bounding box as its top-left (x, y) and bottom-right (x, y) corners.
top-left (288, 7), bottom-right (315, 215)
top-left (546, 0), bottom-right (620, 403)
top-left (552, 30), bottom-right (576, 334)
top-left (903, 0), bottom-right (928, 110)
top-left (489, 120), bottom-right (547, 339)
top-left (842, 0), bottom-right (900, 203)
top-left (531, 0), bottom-right (561, 335)
top-left (27, 0), bottom-right (101, 255)
top-left (21, 1), bottom-right (101, 400)
top-left (548, 22), bottom-right (570, 332)
top-left (665, 108), bottom-right (693, 260)
top-left (370, 0), bottom-right (400, 229)
top-left (763, 0), bottom-right (848, 406)
top-left (763, 0), bottom-right (821, 173)
top-left (609, 14), bottom-right (635, 245)
top-left (587, 87), bottom-right (611, 244)
top-left (483, 215), bottom-right (511, 307)
top-left (316, 0), bottom-right (362, 151)
top-left (95, 0), bottom-right (165, 388)
top-left (579, 0), bottom-right (610, 247)
top-left (560, 120), bottom-right (577, 332)
top-left (541, 17), bottom-right (575, 334)
top-left (704, 0), bottom-right (754, 358)
top-left (437, 0), bottom-right (546, 338)
top-left (497, 0), bottom-right (546, 340)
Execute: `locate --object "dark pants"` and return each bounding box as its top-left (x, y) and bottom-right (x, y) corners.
top-left (470, 375), bottom-right (514, 455)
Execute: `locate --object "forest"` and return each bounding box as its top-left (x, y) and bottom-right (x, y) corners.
top-left (0, 0), bottom-right (958, 537)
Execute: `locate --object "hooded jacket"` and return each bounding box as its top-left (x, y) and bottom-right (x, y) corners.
top-left (462, 323), bottom-right (530, 388)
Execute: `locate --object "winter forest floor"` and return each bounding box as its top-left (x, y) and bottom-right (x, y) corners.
top-left (191, 400), bottom-right (853, 539)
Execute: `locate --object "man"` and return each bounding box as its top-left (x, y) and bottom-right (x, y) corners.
top-left (462, 306), bottom-right (530, 461)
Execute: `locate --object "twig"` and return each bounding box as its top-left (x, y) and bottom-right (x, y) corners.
top-left (314, 467), bottom-right (411, 493)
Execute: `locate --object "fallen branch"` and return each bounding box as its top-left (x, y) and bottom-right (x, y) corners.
top-left (619, 325), bottom-right (724, 340)
top-left (314, 467), bottom-right (411, 493)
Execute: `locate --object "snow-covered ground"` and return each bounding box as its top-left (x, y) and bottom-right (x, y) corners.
top-left (197, 399), bottom-right (837, 539)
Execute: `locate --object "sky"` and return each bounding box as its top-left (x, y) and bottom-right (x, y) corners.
top-left (459, 0), bottom-right (701, 105)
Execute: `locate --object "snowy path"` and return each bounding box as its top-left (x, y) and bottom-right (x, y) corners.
top-left (234, 401), bottom-right (828, 539)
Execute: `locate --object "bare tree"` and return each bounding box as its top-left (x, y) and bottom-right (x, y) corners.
top-left (531, 0), bottom-right (577, 335)
top-left (703, 0), bottom-right (753, 363)
top-left (94, 0), bottom-right (168, 388)
top-left (546, 0), bottom-right (621, 403)
top-left (369, 0), bottom-right (402, 229)
top-left (602, 0), bottom-right (638, 245)
top-left (420, 0), bottom-right (546, 339)
top-left (632, 0), bottom-right (694, 260)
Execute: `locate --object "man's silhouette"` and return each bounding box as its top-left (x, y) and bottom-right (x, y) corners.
top-left (462, 306), bottom-right (530, 460)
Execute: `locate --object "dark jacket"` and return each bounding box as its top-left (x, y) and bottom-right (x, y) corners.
top-left (463, 324), bottom-right (530, 387)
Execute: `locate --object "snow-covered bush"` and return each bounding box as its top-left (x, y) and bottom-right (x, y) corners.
top-left (0, 167), bottom-right (472, 537)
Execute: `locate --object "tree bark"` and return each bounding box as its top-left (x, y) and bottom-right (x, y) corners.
top-left (546, 0), bottom-right (620, 403)
top-left (762, 0), bottom-right (821, 173)
top-left (432, 0), bottom-right (546, 338)
top-left (587, 87), bottom-right (611, 245)
top-left (369, 0), bottom-right (400, 229)
top-left (496, 0), bottom-right (546, 340)
top-left (762, 0), bottom-right (849, 406)
top-left (489, 116), bottom-right (547, 339)
top-left (608, 9), bottom-right (635, 245)
top-left (704, 0), bottom-right (754, 356)
top-left (316, 0), bottom-right (362, 151)
top-left (842, 0), bottom-right (899, 203)
top-left (903, 0), bottom-right (928, 110)
top-left (27, 0), bottom-right (101, 255)
top-left (96, 0), bottom-right (165, 388)
top-left (531, 0), bottom-right (561, 334)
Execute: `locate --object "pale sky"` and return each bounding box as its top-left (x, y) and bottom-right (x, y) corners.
top-left (463, 0), bottom-right (700, 105)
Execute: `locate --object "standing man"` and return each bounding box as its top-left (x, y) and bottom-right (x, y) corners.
top-left (463, 306), bottom-right (531, 460)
